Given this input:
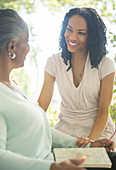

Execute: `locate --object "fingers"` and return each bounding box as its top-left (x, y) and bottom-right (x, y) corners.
top-left (70, 158), bottom-right (87, 170)
top-left (102, 139), bottom-right (114, 151)
top-left (92, 139), bottom-right (115, 151)
top-left (101, 139), bottom-right (114, 149)
top-left (61, 159), bottom-right (86, 170)
top-left (51, 159), bottom-right (87, 170)
top-left (75, 136), bottom-right (92, 148)
top-left (70, 156), bottom-right (86, 165)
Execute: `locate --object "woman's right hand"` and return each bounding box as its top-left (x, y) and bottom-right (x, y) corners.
top-left (50, 157), bottom-right (86, 170)
top-left (75, 136), bottom-right (94, 148)
top-left (90, 139), bottom-right (114, 151)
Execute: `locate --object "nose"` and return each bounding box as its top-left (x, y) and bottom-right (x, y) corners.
top-left (70, 31), bottom-right (78, 41)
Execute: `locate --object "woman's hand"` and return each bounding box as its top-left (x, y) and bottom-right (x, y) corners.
top-left (50, 157), bottom-right (86, 170)
top-left (90, 139), bottom-right (114, 151)
top-left (75, 136), bottom-right (94, 148)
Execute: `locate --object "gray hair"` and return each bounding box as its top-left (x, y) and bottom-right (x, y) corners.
top-left (0, 9), bottom-right (28, 52)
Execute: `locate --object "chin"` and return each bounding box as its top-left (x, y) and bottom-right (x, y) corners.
top-left (67, 48), bottom-right (76, 53)
top-left (16, 63), bottom-right (24, 69)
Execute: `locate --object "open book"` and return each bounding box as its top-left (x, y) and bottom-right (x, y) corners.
top-left (53, 147), bottom-right (112, 168)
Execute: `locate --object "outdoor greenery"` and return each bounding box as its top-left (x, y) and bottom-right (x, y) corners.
top-left (0, 0), bottom-right (36, 13)
top-left (46, 106), bottom-right (59, 127)
top-left (0, 0), bottom-right (116, 124)
top-left (10, 69), bottom-right (31, 98)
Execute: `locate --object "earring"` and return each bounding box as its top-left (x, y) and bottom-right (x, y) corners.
top-left (8, 52), bottom-right (16, 59)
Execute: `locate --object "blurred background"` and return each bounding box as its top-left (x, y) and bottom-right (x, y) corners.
top-left (1, 0), bottom-right (116, 126)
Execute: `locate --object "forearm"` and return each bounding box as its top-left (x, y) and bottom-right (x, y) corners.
top-left (51, 128), bottom-right (90, 148)
top-left (0, 149), bottom-right (53, 170)
top-left (51, 128), bottom-right (77, 148)
top-left (88, 112), bottom-right (108, 140)
top-left (38, 72), bottom-right (55, 112)
top-left (89, 72), bottom-right (115, 140)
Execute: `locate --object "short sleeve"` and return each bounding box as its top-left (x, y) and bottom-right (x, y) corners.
top-left (98, 56), bottom-right (116, 80)
top-left (45, 53), bottom-right (61, 78)
top-left (45, 55), bottom-right (56, 77)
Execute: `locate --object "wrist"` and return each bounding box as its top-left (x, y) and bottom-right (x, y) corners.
top-left (88, 135), bottom-right (95, 141)
top-left (50, 162), bottom-right (58, 170)
top-left (90, 140), bottom-right (96, 147)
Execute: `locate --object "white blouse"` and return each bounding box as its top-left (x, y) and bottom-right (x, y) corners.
top-left (45, 53), bottom-right (116, 145)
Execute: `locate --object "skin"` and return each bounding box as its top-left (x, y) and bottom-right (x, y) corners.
top-left (50, 158), bottom-right (86, 170)
top-left (38, 14), bottom-right (115, 147)
top-left (0, 31), bottom-right (30, 94)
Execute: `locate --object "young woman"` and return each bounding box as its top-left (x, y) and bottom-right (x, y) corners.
top-left (38, 8), bottom-right (116, 147)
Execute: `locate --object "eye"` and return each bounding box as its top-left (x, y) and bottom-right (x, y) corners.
top-left (26, 39), bottom-right (30, 44)
top-left (78, 32), bottom-right (87, 35)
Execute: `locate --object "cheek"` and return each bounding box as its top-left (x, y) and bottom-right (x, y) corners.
top-left (26, 44), bottom-right (30, 53)
top-left (82, 36), bottom-right (88, 44)
top-left (64, 30), bottom-right (68, 39)
top-left (21, 44), bottom-right (29, 54)
top-left (85, 38), bottom-right (88, 45)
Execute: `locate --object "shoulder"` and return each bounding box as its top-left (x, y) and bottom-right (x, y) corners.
top-left (46, 52), bottom-right (63, 63)
top-left (99, 56), bottom-right (115, 68)
top-left (98, 56), bottom-right (116, 79)
top-left (45, 52), bottom-right (64, 69)
top-left (45, 52), bottom-right (64, 76)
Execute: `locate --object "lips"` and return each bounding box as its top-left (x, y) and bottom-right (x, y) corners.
top-left (67, 40), bottom-right (80, 48)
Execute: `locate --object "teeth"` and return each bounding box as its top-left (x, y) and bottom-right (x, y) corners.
top-left (69, 41), bottom-right (78, 46)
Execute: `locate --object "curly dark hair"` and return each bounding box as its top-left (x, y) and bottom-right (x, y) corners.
top-left (59, 7), bottom-right (108, 71)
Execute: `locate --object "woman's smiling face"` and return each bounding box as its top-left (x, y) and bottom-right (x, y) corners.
top-left (64, 14), bottom-right (88, 55)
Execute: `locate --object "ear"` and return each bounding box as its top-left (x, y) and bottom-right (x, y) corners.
top-left (7, 40), bottom-right (15, 53)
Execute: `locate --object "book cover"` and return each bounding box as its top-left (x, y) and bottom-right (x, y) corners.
top-left (53, 147), bottom-right (112, 168)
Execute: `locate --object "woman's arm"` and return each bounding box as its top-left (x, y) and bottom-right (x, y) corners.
top-left (38, 71), bottom-right (55, 112)
top-left (88, 72), bottom-right (115, 140)
top-left (0, 149), bottom-right (53, 170)
top-left (50, 128), bottom-right (91, 148)
top-left (0, 115), bottom-right (53, 170)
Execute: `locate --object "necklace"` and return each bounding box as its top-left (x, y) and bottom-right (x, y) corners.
top-left (71, 58), bottom-right (85, 78)
top-left (78, 68), bottom-right (84, 78)
top-left (0, 80), bottom-right (12, 87)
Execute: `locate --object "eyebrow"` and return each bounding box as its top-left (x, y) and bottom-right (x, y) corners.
top-left (67, 25), bottom-right (72, 28)
top-left (67, 25), bottom-right (87, 31)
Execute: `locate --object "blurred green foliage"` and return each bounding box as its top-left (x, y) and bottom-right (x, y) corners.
top-left (10, 69), bottom-right (31, 98)
top-left (46, 105), bottom-right (59, 127)
top-left (110, 103), bottom-right (116, 123)
top-left (109, 78), bottom-right (116, 123)
top-left (0, 0), bottom-right (36, 13)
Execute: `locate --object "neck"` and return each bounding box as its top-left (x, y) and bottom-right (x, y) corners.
top-left (72, 49), bottom-right (88, 61)
top-left (0, 57), bottom-right (12, 82)
top-left (0, 69), bottom-right (9, 82)
top-left (72, 52), bottom-right (88, 67)
top-left (71, 50), bottom-right (88, 71)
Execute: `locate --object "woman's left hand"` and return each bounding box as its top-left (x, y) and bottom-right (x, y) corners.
top-left (75, 136), bottom-right (94, 148)
top-left (90, 139), bottom-right (114, 151)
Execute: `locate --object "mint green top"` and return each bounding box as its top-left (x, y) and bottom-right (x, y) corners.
top-left (0, 82), bottom-right (90, 170)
